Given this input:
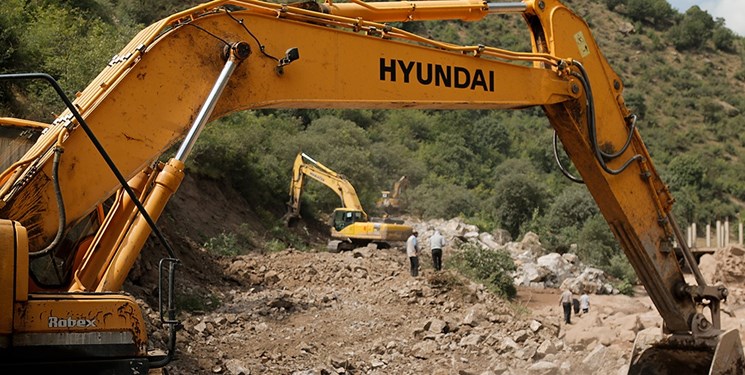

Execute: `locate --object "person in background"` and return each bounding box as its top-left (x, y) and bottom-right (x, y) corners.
top-left (429, 229), bottom-right (445, 271)
top-left (580, 291), bottom-right (590, 315)
top-left (560, 288), bottom-right (573, 324)
top-left (406, 230), bottom-right (420, 277)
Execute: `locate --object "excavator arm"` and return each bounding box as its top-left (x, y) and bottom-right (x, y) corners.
top-left (284, 151), bottom-right (366, 222)
top-left (283, 151), bottom-right (412, 251)
top-left (1, 0), bottom-right (742, 373)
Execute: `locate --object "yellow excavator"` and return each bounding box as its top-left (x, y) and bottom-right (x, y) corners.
top-left (376, 175), bottom-right (408, 214)
top-left (283, 152), bottom-right (413, 252)
top-left (0, 0), bottom-right (743, 373)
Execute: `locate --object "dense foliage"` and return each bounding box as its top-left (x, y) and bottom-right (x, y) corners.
top-left (447, 243), bottom-right (517, 299)
top-left (2, 0), bottom-right (744, 286)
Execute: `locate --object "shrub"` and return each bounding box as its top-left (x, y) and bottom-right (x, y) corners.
top-left (613, 280), bottom-right (635, 296)
top-left (203, 232), bottom-right (242, 256)
top-left (607, 254), bottom-right (638, 285)
top-left (447, 243), bottom-right (517, 299)
top-left (626, 0), bottom-right (675, 28)
top-left (176, 292), bottom-right (221, 314)
top-left (603, 0), bottom-right (623, 12)
top-left (712, 22), bottom-right (736, 53)
top-left (735, 68), bottom-right (745, 83)
top-left (265, 239), bottom-right (287, 253)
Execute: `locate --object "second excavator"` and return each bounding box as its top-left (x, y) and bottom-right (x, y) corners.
top-left (283, 152), bottom-right (413, 252)
top-left (376, 175), bottom-right (408, 215)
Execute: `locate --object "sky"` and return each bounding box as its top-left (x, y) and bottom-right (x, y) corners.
top-left (667, 0), bottom-right (745, 36)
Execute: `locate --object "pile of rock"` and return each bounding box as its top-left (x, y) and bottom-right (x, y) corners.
top-left (407, 217), bottom-right (618, 295)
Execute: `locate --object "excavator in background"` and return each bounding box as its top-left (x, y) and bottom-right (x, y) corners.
top-left (0, 0), bottom-right (743, 373)
top-left (283, 152), bottom-right (413, 252)
top-left (376, 175), bottom-right (408, 215)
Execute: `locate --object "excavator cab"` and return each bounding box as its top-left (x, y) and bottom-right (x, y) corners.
top-left (332, 209), bottom-right (366, 232)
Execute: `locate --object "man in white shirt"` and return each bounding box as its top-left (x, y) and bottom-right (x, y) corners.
top-left (406, 231), bottom-right (419, 277)
top-left (580, 292), bottom-right (590, 314)
top-left (429, 230), bottom-right (445, 271)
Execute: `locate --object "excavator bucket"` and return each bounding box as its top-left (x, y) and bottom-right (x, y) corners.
top-left (629, 329), bottom-right (745, 374)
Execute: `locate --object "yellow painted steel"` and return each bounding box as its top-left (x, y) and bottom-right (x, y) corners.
top-left (286, 152), bottom-right (413, 245)
top-left (0, 0), bottom-right (576, 257)
top-left (0, 0), bottom-right (738, 371)
top-left (0, 220), bottom-right (28, 337)
top-left (98, 159), bottom-right (184, 292)
top-left (70, 167), bottom-right (157, 292)
top-left (12, 294), bottom-right (148, 354)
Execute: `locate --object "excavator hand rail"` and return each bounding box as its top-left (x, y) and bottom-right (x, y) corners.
top-left (150, 257), bottom-right (182, 368)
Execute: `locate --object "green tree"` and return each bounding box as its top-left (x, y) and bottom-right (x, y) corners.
top-left (665, 153), bottom-right (706, 190)
top-left (408, 177), bottom-right (479, 219)
top-left (419, 132), bottom-right (480, 187)
top-left (576, 215), bottom-right (621, 269)
top-left (490, 160), bottom-right (547, 238)
top-left (111, 0), bottom-right (204, 26)
top-left (626, 0), bottom-right (675, 27)
top-left (668, 6), bottom-right (715, 51)
top-left (190, 111), bottom-right (304, 209)
top-left (13, 4), bottom-right (126, 120)
top-left (540, 186), bottom-right (599, 252)
top-left (712, 19), bottom-right (736, 52)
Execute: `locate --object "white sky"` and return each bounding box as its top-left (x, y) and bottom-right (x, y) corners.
top-left (667, 0), bottom-right (745, 36)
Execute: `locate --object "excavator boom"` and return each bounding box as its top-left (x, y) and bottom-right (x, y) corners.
top-left (286, 152), bottom-right (366, 219)
top-left (284, 152), bottom-right (412, 251)
top-left (1, 0), bottom-right (742, 373)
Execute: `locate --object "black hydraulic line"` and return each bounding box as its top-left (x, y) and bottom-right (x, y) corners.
top-left (571, 62), bottom-right (642, 176)
top-left (552, 131), bottom-right (584, 184)
top-left (28, 148), bottom-right (65, 257)
top-left (601, 114), bottom-right (637, 159)
top-left (0, 73), bottom-right (178, 259)
top-left (225, 8), bottom-right (281, 62)
top-left (183, 22), bottom-right (231, 46)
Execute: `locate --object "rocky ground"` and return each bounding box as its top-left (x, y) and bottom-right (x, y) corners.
top-left (127, 177), bottom-right (745, 375)
top-left (133, 240), bottom-right (745, 375)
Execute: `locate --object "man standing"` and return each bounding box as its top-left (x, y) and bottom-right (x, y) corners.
top-left (429, 230), bottom-right (445, 271)
top-left (580, 291), bottom-right (590, 314)
top-left (560, 289), bottom-right (573, 324)
top-left (406, 230), bottom-right (420, 277)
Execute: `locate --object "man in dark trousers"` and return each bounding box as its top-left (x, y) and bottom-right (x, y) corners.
top-left (429, 230), bottom-right (445, 271)
top-left (560, 289), bottom-right (573, 324)
top-left (406, 230), bottom-right (420, 277)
